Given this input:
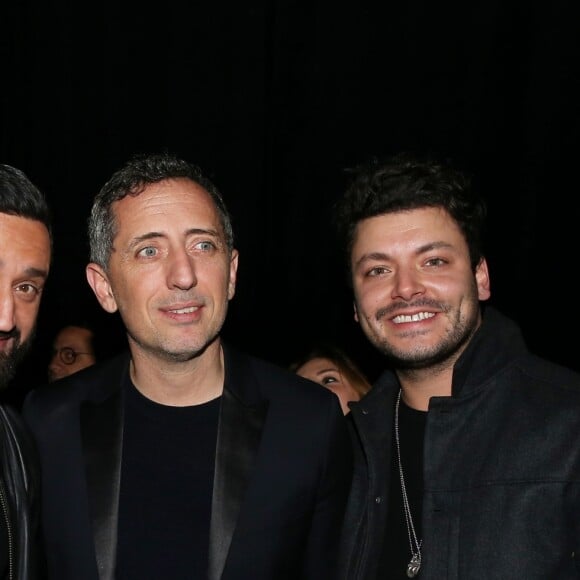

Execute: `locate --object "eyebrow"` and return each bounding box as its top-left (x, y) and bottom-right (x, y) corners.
top-left (127, 227), bottom-right (222, 250)
top-left (24, 266), bottom-right (49, 279)
top-left (355, 241), bottom-right (455, 269)
top-left (316, 367), bottom-right (339, 376)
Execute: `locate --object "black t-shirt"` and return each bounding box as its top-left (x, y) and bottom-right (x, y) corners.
top-left (116, 381), bottom-right (220, 579)
top-left (378, 398), bottom-right (426, 579)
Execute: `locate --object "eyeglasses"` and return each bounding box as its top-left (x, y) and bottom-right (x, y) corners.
top-left (54, 347), bottom-right (93, 365)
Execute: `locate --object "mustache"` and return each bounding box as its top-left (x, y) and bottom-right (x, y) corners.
top-left (375, 299), bottom-right (444, 321)
top-left (158, 294), bottom-right (206, 308)
top-left (0, 327), bottom-right (20, 341)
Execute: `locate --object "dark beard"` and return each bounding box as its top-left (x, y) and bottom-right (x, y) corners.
top-left (0, 328), bottom-right (34, 391)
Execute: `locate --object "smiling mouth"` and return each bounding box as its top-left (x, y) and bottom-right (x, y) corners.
top-left (169, 306), bottom-right (199, 314)
top-left (392, 311), bottom-right (436, 324)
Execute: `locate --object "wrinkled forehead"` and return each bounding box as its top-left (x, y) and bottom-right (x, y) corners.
top-left (111, 180), bottom-right (224, 239)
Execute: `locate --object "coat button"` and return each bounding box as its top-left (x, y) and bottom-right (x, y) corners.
top-left (361, 408), bottom-right (368, 415)
top-left (375, 496), bottom-right (382, 504)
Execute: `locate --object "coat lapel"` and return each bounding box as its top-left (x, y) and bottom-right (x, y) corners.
top-left (77, 346), bottom-right (266, 580)
top-left (208, 376), bottom-right (268, 580)
top-left (80, 387), bottom-right (123, 580)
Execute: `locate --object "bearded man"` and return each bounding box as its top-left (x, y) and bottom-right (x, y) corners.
top-left (0, 163), bottom-right (52, 579)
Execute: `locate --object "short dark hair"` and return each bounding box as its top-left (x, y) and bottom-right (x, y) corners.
top-left (88, 152), bottom-right (234, 269)
top-left (333, 152), bottom-right (487, 279)
top-left (0, 163), bottom-right (52, 242)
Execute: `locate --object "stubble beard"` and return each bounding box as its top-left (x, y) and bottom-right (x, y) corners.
top-left (126, 309), bottom-right (227, 364)
top-left (371, 301), bottom-right (481, 371)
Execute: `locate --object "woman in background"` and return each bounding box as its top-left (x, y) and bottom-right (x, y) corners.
top-left (290, 344), bottom-right (372, 415)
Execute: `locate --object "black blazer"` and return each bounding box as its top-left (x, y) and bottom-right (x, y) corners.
top-left (22, 343), bottom-right (353, 580)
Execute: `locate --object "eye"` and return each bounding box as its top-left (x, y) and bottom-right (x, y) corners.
top-left (137, 246), bottom-right (158, 258)
top-left (195, 240), bottom-right (217, 252)
top-left (366, 266), bottom-right (390, 277)
top-left (425, 257), bottom-right (447, 267)
top-left (321, 374), bottom-right (339, 385)
top-left (15, 283), bottom-right (41, 301)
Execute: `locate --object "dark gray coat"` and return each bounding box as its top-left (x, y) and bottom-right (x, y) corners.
top-left (340, 306), bottom-right (580, 579)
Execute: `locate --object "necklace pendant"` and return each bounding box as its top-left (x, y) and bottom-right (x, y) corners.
top-left (406, 554), bottom-right (421, 578)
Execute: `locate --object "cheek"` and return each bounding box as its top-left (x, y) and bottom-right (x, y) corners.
top-left (115, 274), bottom-right (153, 306)
top-left (355, 279), bottom-right (387, 308)
top-left (344, 384), bottom-right (361, 401)
top-left (15, 303), bottom-right (41, 337)
top-left (354, 292), bottom-right (381, 325)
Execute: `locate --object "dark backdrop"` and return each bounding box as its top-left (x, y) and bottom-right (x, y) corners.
top-left (2, 1), bottom-right (579, 399)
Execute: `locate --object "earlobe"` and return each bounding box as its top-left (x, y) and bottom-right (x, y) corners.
top-left (475, 258), bottom-right (491, 301)
top-left (86, 263), bottom-right (119, 313)
top-left (227, 249), bottom-right (239, 300)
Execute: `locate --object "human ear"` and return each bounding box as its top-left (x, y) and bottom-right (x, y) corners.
top-left (475, 258), bottom-right (491, 301)
top-left (86, 263), bottom-right (119, 313)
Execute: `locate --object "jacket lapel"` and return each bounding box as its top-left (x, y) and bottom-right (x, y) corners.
top-left (77, 346), bottom-right (266, 580)
top-left (208, 347), bottom-right (268, 580)
top-left (80, 387), bottom-right (123, 580)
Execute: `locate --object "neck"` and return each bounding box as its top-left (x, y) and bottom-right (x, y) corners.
top-left (397, 363), bottom-right (454, 411)
top-left (129, 339), bottom-right (225, 406)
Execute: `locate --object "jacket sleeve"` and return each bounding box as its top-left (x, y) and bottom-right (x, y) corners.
top-left (0, 404), bottom-right (45, 579)
top-left (301, 397), bottom-right (353, 579)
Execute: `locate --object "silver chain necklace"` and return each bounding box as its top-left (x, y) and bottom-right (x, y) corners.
top-left (395, 389), bottom-right (422, 578)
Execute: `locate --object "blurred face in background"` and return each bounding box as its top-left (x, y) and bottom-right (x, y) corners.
top-left (295, 356), bottom-right (363, 415)
top-left (48, 325), bottom-right (97, 382)
top-left (0, 213), bottom-right (50, 389)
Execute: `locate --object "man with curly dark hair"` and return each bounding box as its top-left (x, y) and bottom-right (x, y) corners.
top-left (334, 152), bottom-right (580, 579)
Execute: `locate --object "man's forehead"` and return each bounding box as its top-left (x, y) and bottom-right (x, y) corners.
top-left (0, 213), bottom-right (51, 274)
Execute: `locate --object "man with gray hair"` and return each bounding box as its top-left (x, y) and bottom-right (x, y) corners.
top-left (23, 152), bottom-right (352, 580)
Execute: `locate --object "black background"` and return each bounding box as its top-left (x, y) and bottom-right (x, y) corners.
top-left (2, 1), bottom-right (579, 400)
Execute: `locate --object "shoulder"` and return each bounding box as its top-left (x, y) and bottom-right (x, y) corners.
top-left (0, 404), bottom-right (32, 442)
top-left (224, 342), bottom-right (337, 406)
top-left (22, 351), bottom-right (130, 424)
top-left (0, 404), bottom-right (39, 485)
top-left (513, 353), bottom-right (580, 397)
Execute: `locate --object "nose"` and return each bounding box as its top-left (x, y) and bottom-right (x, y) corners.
top-left (48, 357), bottom-right (63, 381)
top-left (48, 360), bottom-right (59, 377)
top-left (167, 249), bottom-right (197, 290)
top-left (0, 290), bottom-right (16, 333)
top-left (391, 269), bottom-right (425, 301)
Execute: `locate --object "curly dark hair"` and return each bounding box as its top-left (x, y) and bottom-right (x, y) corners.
top-left (333, 152), bottom-right (487, 281)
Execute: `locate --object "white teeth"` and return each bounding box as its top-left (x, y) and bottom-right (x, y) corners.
top-left (392, 311), bottom-right (435, 324)
top-left (171, 306), bottom-right (197, 314)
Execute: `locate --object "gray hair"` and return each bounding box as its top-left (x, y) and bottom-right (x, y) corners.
top-left (88, 153), bottom-right (234, 269)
